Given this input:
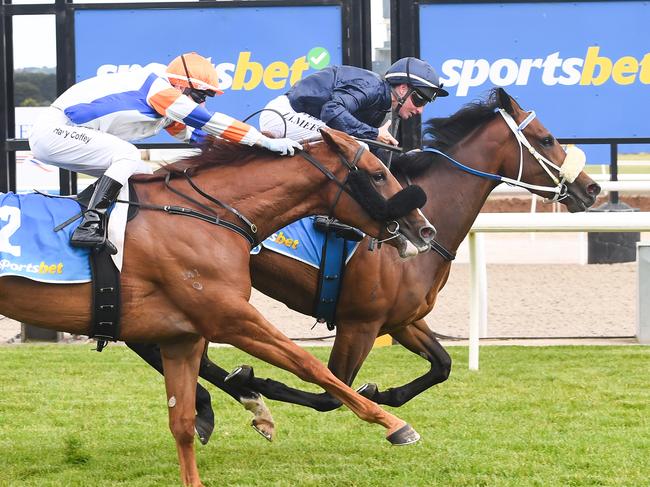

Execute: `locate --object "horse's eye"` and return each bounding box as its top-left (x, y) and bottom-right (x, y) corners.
top-left (541, 135), bottom-right (555, 147)
top-left (372, 172), bottom-right (386, 183)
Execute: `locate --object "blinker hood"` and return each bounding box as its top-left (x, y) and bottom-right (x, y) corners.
top-left (347, 170), bottom-right (427, 221)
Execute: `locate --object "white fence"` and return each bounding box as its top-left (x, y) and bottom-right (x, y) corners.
top-left (467, 212), bottom-right (650, 370)
top-left (491, 180), bottom-right (650, 197)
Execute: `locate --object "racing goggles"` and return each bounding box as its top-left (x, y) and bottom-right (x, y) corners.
top-left (184, 88), bottom-right (217, 104)
top-left (410, 88), bottom-right (436, 108)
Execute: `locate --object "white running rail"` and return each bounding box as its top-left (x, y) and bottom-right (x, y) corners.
top-left (467, 212), bottom-right (650, 370)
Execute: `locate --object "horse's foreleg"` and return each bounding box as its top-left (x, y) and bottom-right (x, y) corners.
top-left (360, 319), bottom-right (451, 407)
top-left (327, 324), bottom-right (378, 383)
top-left (160, 337), bottom-right (206, 487)
top-left (212, 302), bottom-right (418, 444)
top-left (225, 322), bottom-right (381, 412)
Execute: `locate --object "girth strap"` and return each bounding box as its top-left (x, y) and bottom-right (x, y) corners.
top-left (89, 246), bottom-right (121, 351)
top-left (313, 219), bottom-right (350, 330)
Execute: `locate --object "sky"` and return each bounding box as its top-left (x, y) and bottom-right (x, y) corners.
top-left (12, 0), bottom-right (193, 68)
top-left (13, 15), bottom-right (56, 68)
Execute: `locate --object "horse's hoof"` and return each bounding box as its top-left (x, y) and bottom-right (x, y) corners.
top-left (251, 420), bottom-right (274, 442)
top-left (195, 415), bottom-right (214, 445)
top-left (386, 423), bottom-right (420, 446)
top-left (356, 383), bottom-right (378, 400)
top-left (225, 365), bottom-right (254, 385)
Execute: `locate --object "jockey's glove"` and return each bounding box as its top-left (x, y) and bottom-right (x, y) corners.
top-left (258, 136), bottom-right (303, 156)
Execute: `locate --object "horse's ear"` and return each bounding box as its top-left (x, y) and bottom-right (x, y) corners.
top-left (320, 127), bottom-right (355, 156)
top-left (496, 88), bottom-right (524, 116)
top-left (496, 88), bottom-right (514, 115)
top-left (320, 127), bottom-right (338, 150)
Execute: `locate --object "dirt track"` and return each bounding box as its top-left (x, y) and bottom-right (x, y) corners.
top-left (1, 258), bottom-right (638, 344)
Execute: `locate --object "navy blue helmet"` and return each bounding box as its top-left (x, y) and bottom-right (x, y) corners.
top-left (385, 57), bottom-right (449, 102)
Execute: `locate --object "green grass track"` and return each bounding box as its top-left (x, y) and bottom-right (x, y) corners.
top-left (1, 345), bottom-right (648, 486)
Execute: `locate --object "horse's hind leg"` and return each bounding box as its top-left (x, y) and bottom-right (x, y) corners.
top-left (360, 319), bottom-right (452, 407)
top-left (127, 342), bottom-right (215, 445)
top-left (199, 356), bottom-right (276, 441)
top-left (126, 341), bottom-right (275, 442)
top-left (160, 336), bottom-right (206, 487)
top-left (210, 300), bottom-right (418, 444)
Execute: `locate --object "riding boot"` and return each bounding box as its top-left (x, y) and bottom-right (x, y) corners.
top-left (71, 175), bottom-right (122, 253)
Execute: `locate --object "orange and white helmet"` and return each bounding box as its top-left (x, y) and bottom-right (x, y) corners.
top-left (166, 52), bottom-right (223, 95)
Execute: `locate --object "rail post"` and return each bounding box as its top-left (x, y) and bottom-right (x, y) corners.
top-left (638, 242), bottom-right (650, 344)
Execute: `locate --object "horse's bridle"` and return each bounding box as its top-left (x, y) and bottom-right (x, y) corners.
top-left (496, 109), bottom-right (586, 202)
top-left (422, 109), bottom-right (586, 203)
top-left (404, 107), bottom-right (586, 262)
top-left (298, 145), bottom-right (402, 241)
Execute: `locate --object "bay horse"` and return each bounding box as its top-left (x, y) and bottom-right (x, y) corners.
top-left (127, 88), bottom-right (601, 443)
top-left (0, 128), bottom-right (436, 487)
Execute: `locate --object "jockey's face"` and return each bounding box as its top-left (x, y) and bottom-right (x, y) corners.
top-left (392, 84), bottom-right (426, 120)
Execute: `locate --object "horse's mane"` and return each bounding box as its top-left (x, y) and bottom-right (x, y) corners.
top-left (392, 88), bottom-right (502, 178)
top-left (133, 137), bottom-right (271, 182)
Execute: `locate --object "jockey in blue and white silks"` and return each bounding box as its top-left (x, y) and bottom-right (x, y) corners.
top-left (29, 52), bottom-right (301, 253)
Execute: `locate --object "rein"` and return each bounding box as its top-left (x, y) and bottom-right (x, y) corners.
top-left (120, 188), bottom-right (259, 248)
top-left (168, 171), bottom-right (258, 234)
top-left (297, 145), bottom-right (364, 216)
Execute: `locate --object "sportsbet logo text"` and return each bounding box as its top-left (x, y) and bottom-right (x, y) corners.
top-left (0, 259), bottom-right (64, 275)
top-left (98, 48), bottom-right (332, 91)
top-left (441, 46), bottom-right (650, 96)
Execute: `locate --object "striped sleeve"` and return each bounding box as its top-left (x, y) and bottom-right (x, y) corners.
top-left (165, 121), bottom-right (189, 141)
top-left (146, 78), bottom-right (262, 146)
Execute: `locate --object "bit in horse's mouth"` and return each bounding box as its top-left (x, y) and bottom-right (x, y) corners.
top-left (566, 192), bottom-right (588, 213)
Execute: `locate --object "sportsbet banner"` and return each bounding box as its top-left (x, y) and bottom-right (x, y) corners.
top-left (419, 1), bottom-right (649, 159)
top-left (74, 5), bottom-right (342, 143)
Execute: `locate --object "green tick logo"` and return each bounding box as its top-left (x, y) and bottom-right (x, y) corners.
top-left (307, 47), bottom-right (331, 70)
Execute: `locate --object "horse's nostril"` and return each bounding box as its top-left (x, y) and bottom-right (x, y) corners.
top-left (420, 225), bottom-right (436, 242)
top-left (587, 183), bottom-right (601, 197)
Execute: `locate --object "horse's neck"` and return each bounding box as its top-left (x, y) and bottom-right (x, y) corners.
top-left (416, 149), bottom-right (499, 254)
top-left (183, 157), bottom-right (326, 240)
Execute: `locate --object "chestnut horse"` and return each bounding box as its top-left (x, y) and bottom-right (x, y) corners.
top-left (0, 128), bottom-right (435, 487)
top-left (127, 88), bottom-right (601, 444)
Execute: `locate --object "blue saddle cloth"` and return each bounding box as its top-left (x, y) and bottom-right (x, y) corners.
top-left (251, 216), bottom-right (361, 327)
top-left (251, 216), bottom-right (359, 268)
top-left (0, 192), bottom-right (91, 283)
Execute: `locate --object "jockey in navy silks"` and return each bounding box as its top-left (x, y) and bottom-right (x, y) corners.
top-left (259, 57), bottom-right (448, 145)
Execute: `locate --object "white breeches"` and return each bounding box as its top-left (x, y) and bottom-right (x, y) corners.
top-left (29, 107), bottom-right (153, 187)
top-left (259, 95), bottom-right (326, 143)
